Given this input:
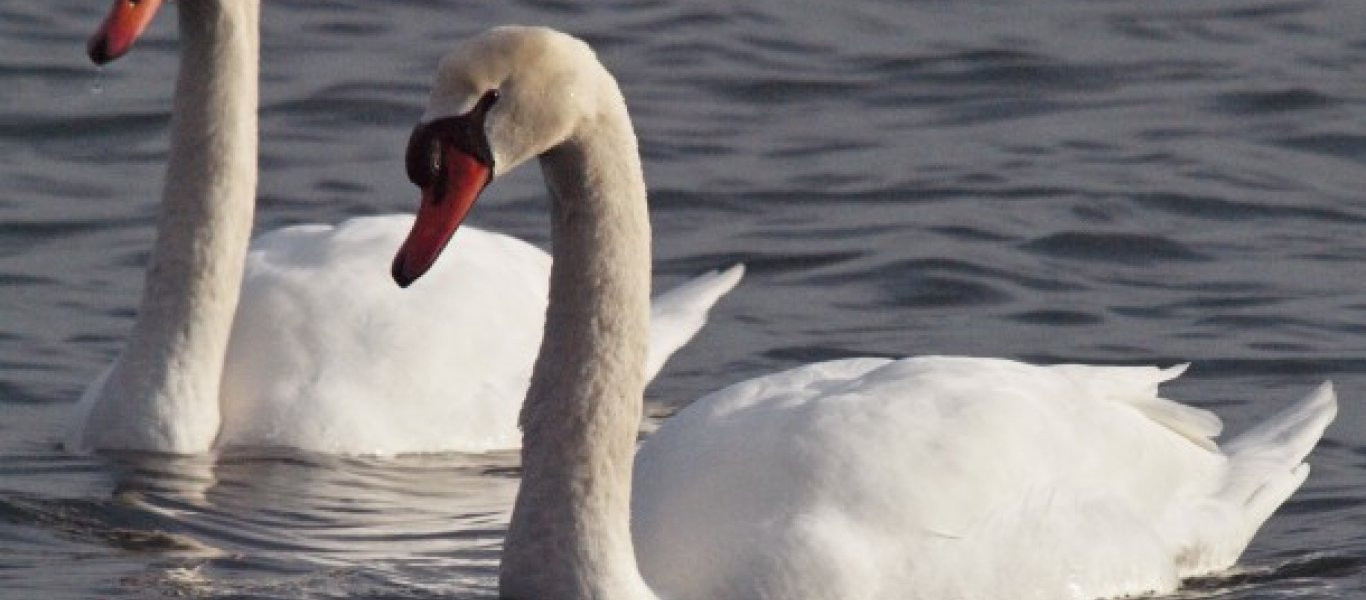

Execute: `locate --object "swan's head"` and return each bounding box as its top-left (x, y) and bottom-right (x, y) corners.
top-left (392, 26), bottom-right (617, 287)
top-left (88, 0), bottom-right (166, 64)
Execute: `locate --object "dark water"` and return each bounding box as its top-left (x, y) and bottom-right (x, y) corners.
top-left (3, 0), bottom-right (1366, 598)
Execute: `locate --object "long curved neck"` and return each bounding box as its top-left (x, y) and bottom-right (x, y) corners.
top-left (499, 97), bottom-right (656, 599)
top-left (84, 0), bottom-right (259, 453)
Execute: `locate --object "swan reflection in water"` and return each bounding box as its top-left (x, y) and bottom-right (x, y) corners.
top-left (85, 447), bottom-right (518, 596)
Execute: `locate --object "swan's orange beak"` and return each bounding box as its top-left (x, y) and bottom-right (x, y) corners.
top-left (88, 0), bottom-right (166, 65)
top-left (391, 147), bottom-right (491, 288)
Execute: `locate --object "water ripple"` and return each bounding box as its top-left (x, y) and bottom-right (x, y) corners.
top-left (1022, 232), bottom-right (1209, 265)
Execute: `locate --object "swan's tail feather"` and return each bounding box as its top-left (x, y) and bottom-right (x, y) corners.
top-left (1224, 382), bottom-right (1336, 460)
top-left (646, 264), bottom-right (745, 380)
top-left (1222, 382), bottom-right (1336, 524)
top-left (1186, 382), bottom-right (1336, 576)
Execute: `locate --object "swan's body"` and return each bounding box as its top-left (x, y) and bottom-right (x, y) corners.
top-left (219, 216), bottom-right (740, 454)
top-left (71, 0), bottom-right (741, 455)
top-left (394, 26), bottom-right (1338, 600)
top-left (633, 358), bottom-right (1334, 599)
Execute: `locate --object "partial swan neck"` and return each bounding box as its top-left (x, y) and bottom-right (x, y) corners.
top-left (82, 0), bottom-right (260, 453)
top-left (500, 91), bottom-right (656, 599)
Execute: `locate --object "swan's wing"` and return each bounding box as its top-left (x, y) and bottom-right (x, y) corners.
top-left (1051, 362), bottom-right (1222, 450)
top-left (633, 356), bottom-right (1332, 600)
top-left (645, 264), bottom-right (745, 380)
top-left (219, 216), bottom-right (549, 454)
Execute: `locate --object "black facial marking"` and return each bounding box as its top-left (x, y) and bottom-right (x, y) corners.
top-left (404, 126), bottom-right (435, 187)
top-left (404, 89), bottom-right (500, 191)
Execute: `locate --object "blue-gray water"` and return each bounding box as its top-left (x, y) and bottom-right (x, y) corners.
top-left (3, 0), bottom-right (1366, 598)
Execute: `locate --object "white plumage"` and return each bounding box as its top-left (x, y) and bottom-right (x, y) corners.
top-left (216, 215), bottom-right (741, 454)
top-left (633, 357), bottom-right (1335, 599)
top-left (71, 2), bottom-right (742, 455)
top-left (401, 26), bottom-right (1337, 600)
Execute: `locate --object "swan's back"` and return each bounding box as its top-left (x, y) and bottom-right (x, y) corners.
top-left (632, 356), bottom-right (1334, 600)
top-left (218, 215), bottom-right (548, 454)
top-left (214, 214), bottom-right (742, 454)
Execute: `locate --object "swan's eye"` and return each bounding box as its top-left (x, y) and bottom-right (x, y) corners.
top-left (477, 89), bottom-right (500, 113)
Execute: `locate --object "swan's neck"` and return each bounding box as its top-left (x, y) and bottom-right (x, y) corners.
top-left (499, 101), bottom-right (656, 599)
top-left (83, 0), bottom-right (259, 453)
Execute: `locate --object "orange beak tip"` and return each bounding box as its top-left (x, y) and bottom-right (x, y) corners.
top-left (87, 38), bottom-right (111, 65)
top-left (391, 252), bottom-right (418, 288)
top-left (87, 0), bottom-right (165, 65)
top-left (392, 150), bottom-right (491, 289)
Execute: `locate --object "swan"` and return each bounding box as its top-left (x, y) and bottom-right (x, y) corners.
top-left (72, 0), bottom-right (742, 455)
top-left (391, 26), bottom-right (1338, 599)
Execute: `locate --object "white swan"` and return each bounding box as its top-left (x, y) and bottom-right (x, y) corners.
top-left (71, 0), bottom-right (742, 455)
top-left (392, 26), bottom-right (1338, 599)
